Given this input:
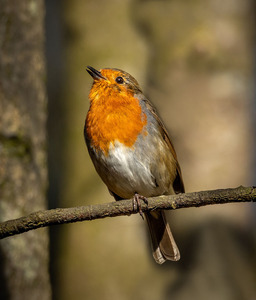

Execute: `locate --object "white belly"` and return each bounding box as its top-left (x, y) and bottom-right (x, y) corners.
top-left (92, 139), bottom-right (176, 199)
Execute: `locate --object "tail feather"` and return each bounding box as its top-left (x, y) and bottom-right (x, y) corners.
top-left (145, 211), bottom-right (180, 264)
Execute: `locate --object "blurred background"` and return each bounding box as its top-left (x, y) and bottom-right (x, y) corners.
top-left (45, 0), bottom-right (256, 299)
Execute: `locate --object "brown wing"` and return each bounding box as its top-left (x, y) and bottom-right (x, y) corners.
top-left (142, 98), bottom-right (185, 194)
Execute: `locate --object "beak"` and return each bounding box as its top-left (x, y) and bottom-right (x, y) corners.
top-left (86, 66), bottom-right (106, 80)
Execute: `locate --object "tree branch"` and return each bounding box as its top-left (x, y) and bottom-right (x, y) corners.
top-left (0, 186), bottom-right (255, 240)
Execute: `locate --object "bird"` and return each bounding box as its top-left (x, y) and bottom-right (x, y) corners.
top-left (84, 66), bottom-right (184, 264)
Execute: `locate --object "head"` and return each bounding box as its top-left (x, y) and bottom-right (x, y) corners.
top-left (86, 66), bottom-right (143, 97)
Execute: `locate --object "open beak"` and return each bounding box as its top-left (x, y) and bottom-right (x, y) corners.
top-left (86, 66), bottom-right (106, 80)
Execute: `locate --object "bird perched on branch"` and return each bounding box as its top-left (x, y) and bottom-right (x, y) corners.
top-left (84, 66), bottom-right (184, 264)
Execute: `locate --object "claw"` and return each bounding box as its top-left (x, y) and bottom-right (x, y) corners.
top-left (133, 193), bottom-right (148, 219)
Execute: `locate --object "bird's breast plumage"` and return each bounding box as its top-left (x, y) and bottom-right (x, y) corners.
top-left (85, 91), bottom-right (177, 198)
top-left (85, 90), bottom-right (148, 155)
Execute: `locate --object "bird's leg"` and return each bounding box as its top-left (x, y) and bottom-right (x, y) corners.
top-left (133, 193), bottom-right (148, 219)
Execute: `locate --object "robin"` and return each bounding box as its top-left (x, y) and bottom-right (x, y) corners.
top-left (84, 66), bottom-right (184, 264)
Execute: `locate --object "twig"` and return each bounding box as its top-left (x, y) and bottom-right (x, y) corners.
top-left (0, 186), bottom-right (255, 239)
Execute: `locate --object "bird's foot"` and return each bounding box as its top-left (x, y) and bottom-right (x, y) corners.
top-left (133, 193), bottom-right (148, 219)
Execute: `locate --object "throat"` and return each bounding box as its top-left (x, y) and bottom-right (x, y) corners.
top-left (86, 95), bottom-right (147, 154)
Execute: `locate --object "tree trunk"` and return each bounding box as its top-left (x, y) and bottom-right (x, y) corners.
top-left (0, 1), bottom-right (51, 299)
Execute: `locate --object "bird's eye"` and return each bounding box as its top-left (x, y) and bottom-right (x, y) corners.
top-left (115, 76), bottom-right (124, 84)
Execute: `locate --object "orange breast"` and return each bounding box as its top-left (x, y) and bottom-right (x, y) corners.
top-left (86, 88), bottom-right (147, 154)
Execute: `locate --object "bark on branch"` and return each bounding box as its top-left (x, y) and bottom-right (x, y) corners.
top-left (0, 186), bottom-right (255, 240)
